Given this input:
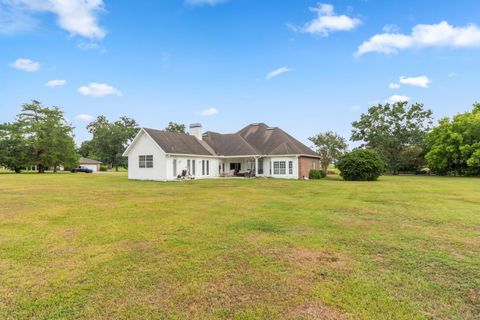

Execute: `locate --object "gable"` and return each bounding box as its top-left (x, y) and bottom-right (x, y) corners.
top-left (122, 129), bottom-right (166, 157)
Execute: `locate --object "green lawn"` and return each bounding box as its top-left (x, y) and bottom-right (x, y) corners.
top-left (0, 173), bottom-right (479, 319)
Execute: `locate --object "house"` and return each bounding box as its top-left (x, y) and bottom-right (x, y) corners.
top-left (122, 123), bottom-right (320, 181)
top-left (78, 157), bottom-right (102, 172)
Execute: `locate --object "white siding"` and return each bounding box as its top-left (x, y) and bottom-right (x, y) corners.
top-left (165, 156), bottom-right (220, 180)
top-left (127, 131), bottom-right (167, 181)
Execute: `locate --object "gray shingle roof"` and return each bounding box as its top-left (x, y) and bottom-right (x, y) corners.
top-left (144, 128), bottom-right (215, 156)
top-left (79, 157), bottom-right (102, 164)
top-left (237, 123), bottom-right (318, 156)
top-left (142, 124), bottom-right (318, 157)
top-left (202, 132), bottom-right (259, 156)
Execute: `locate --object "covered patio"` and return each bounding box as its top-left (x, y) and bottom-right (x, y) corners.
top-left (218, 156), bottom-right (267, 177)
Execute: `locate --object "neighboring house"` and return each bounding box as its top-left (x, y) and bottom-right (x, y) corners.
top-left (123, 123), bottom-right (320, 181)
top-left (79, 157), bottom-right (102, 172)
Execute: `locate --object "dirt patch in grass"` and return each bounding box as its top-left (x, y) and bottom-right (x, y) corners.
top-left (260, 245), bottom-right (352, 273)
top-left (288, 302), bottom-right (348, 320)
top-left (63, 228), bottom-right (79, 239)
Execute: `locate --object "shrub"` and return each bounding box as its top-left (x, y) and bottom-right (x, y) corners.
top-left (99, 165), bottom-right (108, 172)
top-left (309, 169), bottom-right (324, 179)
top-left (337, 149), bottom-right (385, 181)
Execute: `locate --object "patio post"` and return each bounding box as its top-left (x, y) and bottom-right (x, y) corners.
top-left (255, 157), bottom-right (258, 176)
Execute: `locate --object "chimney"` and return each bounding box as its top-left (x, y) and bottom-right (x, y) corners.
top-left (189, 123), bottom-right (202, 140)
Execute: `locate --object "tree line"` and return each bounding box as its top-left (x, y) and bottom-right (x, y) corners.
top-left (1, 100), bottom-right (479, 176)
top-left (310, 101), bottom-right (480, 177)
top-left (0, 101), bottom-right (139, 173)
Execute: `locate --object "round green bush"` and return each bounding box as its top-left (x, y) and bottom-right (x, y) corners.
top-left (308, 169), bottom-right (324, 179)
top-left (336, 149), bottom-right (385, 181)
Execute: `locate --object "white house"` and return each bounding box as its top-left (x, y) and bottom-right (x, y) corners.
top-left (122, 123), bottom-right (320, 181)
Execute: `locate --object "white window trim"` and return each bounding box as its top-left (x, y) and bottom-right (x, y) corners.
top-left (139, 155), bottom-right (153, 169)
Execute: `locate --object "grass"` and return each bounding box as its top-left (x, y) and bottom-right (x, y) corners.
top-left (0, 173), bottom-right (479, 319)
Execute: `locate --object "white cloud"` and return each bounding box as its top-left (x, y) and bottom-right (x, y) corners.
top-left (350, 105), bottom-right (360, 111)
top-left (382, 24), bottom-right (399, 33)
top-left (357, 21), bottom-right (480, 55)
top-left (77, 41), bottom-right (100, 50)
top-left (448, 72), bottom-right (457, 79)
top-left (266, 67), bottom-right (291, 80)
top-left (290, 3), bottom-right (361, 36)
top-left (200, 107), bottom-right (218, 116)
top-left (78, 82), bottom-right (122, 97)
top-left (76, 114), bottom-right (94, 122)
top-left (10, 58), bottom-right (40, 72)
top-left (389, 83), bottom-right (400, 89)
top-left (45, 79), bottom-right (66, 87)
top-left (185, 0), bottom-right (227, 6)
top-left (399, 75), bottom-right (431, 88)
top-left (3, 0), bottom-right (106, 39)
top-left (0, 2), bottom-right (37, 34)
top-left (388, 95), bottom-right (410, 104)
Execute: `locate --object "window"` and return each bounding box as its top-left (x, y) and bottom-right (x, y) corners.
top-left (206, 160), bottom-right (209, 175)
top-left (258, 158), bottom-right (264, 174)
top-left (279, 161), bottom-right (286, 174)
top-left (273, 161), bottom-right (286, 175)
top-left (246, 160), bottom-right (255, 170)
top-left (289, 161), bottom-right (293, 174)
top-left (187, 160), bottom-right (191, 175)
top-left (273, 161), bottom-right (279, 174)
top-left (192, 160), bottom-right (196, 175)
top-left (139, 155), bottom-right (153, 168)
top-left (173, 159), bottom-right (177, 176)
top-left (202, 160), bottom-right (205, 175)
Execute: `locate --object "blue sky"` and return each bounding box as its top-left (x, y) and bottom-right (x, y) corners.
top-left (2, 0), bottom-right (480, 146)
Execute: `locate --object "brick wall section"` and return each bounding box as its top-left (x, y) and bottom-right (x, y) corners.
top-left (298, 156), bottom-right (320, 179)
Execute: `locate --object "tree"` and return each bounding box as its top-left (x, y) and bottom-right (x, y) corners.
top-left (336, 149), bottom-right (385, 181)
top-left (351, 101), bottom-right (433, 174)
top-left (165, 122), bottom-right (186, 133)
top-left (0, 122), bottom-right (30, 173)
top-left (309, 131), bottom-right (347, 175)
top-left (78, 140), bottom-right (95, 158)
top-left (425, 103), bottom-right (480, 176)
top-left (16, 101), bottom-right (78, 173)
top-left (398, 145), bottom-right (426, 173)
top-left (87, 116), bottom-right (139, 171)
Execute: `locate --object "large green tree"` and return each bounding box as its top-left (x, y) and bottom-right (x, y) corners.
top-left (87, 116), bottom-right (139, 171)
top-left (165, 122), bottom-right (186, 133)
top-left (16, 101), bottom-right (78, 173)
top-left (78, 140), bottom-right (95, 158)
top-left (0, 122), bottom-right (30, 173)
top-left (351, 101), bottom-right (433, 174)
top-left (425, 103), bottom-right (480, 176)
top-left (309, 131), bottom-right (348, 175)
